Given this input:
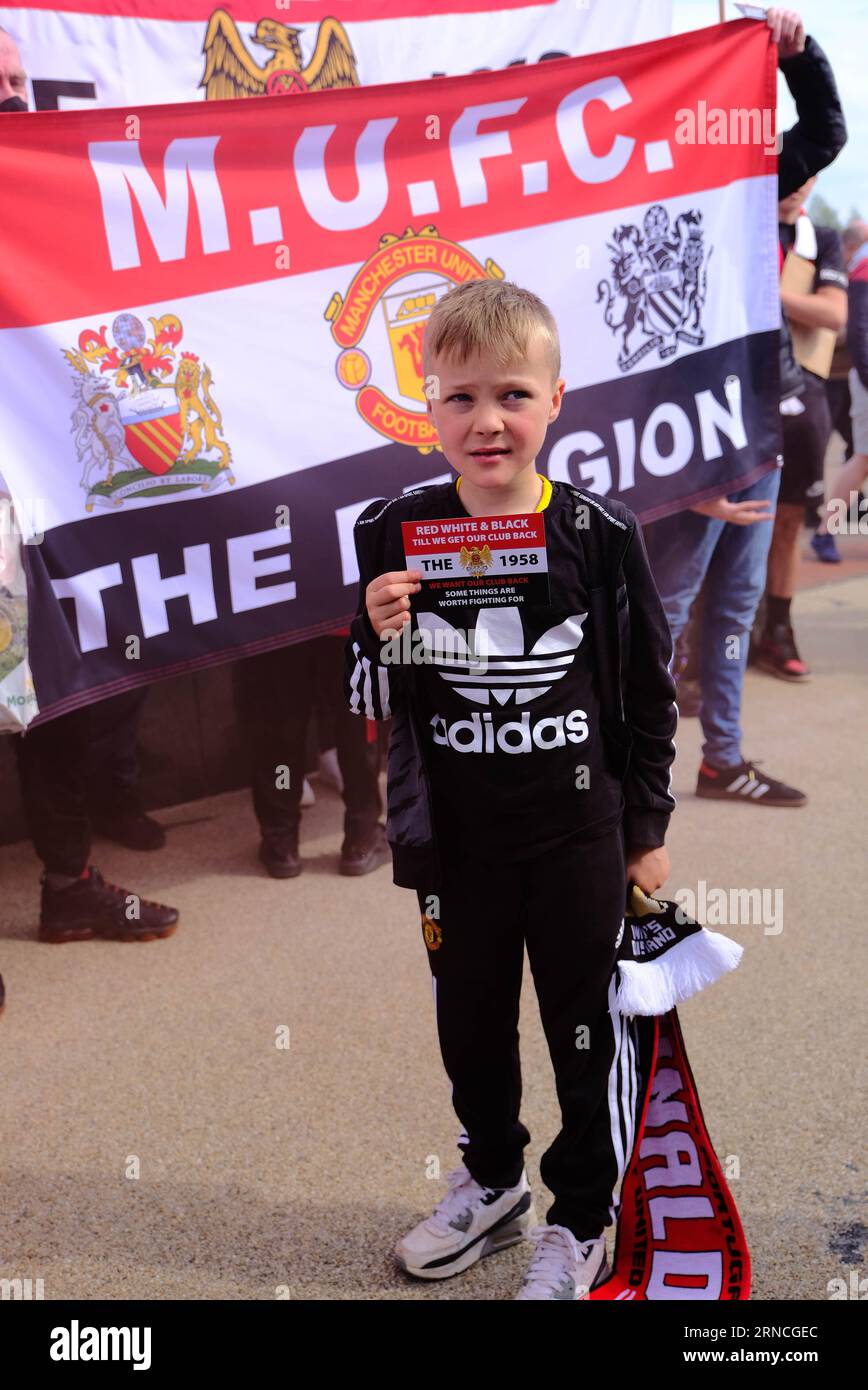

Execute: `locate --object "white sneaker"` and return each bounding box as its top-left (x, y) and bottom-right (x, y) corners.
top-left (514, 1224), bottom-right (610, 1300)
top-left (395, 1165), bottom-right (536, 1280)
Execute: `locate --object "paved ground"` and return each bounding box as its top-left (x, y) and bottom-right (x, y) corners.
top-left (0, 536), bottom-right (865, 1301)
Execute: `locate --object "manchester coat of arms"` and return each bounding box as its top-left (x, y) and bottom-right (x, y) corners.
top-left (596, 203), bottom-right (712, 372)
top-left (63, 312), bottom-right (235, 513)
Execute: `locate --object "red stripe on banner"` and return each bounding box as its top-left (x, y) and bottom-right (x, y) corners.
top-left (0, 20), bottom-right (775, 330)
top-left (0, 0), bottom-right (556, 18)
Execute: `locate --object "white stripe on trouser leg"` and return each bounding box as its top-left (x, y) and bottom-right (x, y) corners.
top-left (606, 975), bottom-right (637, 1225)
top-left (606, 976), bottom-right (626, 1220)
top-left (623, 1017), bottom-right (638, 1184)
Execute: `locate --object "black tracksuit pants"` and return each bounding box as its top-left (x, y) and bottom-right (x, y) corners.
top-left (415, 821), bottom-right (637, 1242)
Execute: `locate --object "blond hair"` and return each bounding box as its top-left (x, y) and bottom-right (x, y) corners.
top-left (422, 278), bottom-right (561, 385)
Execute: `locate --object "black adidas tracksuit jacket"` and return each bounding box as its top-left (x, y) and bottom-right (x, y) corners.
top-left (343, 478), bottom-right (677, 891)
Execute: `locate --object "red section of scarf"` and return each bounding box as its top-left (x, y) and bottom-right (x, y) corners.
top-left (591, 1008), bottom-right (751, 1301)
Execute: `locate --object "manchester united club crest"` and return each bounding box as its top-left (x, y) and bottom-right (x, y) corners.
top-left (63, 313), bottom-right (235, 513)
top-left (596, 204), bottom-right (711, 372)
top-left (325, 226), bottom-right (504, 452)
top-left (201, 9), bottom-right (358, 100)
top-left (422, 913), bottom-right (443, 951)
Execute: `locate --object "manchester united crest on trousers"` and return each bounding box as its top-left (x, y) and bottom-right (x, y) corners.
top-left (422, 913), bottom-right (443, 951)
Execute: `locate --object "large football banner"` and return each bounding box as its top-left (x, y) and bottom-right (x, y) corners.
top-left (0, 0), bottom-right (673, 109)
top-left (0, 18), bottom-right (782, 726)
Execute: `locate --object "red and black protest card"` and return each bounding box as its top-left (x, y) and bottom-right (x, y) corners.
top-left (401, 512), bottom-right (550, 612)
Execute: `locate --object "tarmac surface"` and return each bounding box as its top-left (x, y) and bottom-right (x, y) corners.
top-left (0, 536), bottom-right (866, 1301)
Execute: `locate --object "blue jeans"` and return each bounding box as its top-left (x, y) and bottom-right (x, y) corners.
top-left (643, 466), bottom-right (781, 769)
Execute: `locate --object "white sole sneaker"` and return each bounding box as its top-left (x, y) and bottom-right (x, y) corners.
top-left (395, 1167), bottom-right (537, 1280)
top-left (515, 1227), bottom-right (611, 1300)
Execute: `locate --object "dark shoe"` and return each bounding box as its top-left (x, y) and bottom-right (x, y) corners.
top-left (673, 675), bottom-right (701, 718)
top-left (259, 833), bottom-right (302, 879)
top-left (340, 823), bottom-right (391, 876)
top-left (39, 866), bottom-right (180, 943)
top-left (696, 758), bottom-right (806, 807)
top-left (755, 623), bottom-right (812, 681)
top-left (810, 532), bottom-right (841, 564)
top-left (93, 805), bottom-right (167, 851)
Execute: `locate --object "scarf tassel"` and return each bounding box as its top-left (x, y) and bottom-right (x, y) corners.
top-left (615, 927), bottom-right (743, 1017)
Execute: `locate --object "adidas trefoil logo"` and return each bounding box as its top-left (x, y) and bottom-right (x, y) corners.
top-left (416, 605), bottom-right (587, 707)
top-left (420, 606), bottom-right (591, 756)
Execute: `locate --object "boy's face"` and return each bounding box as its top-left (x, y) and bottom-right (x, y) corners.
top-left (425, 329), bottom-right (565, 491)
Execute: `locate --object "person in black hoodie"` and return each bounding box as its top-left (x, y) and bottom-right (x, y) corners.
top-left (344, 279), bottom-right (677, 1299)
top-left (643, 7), bottom-right (847, 810)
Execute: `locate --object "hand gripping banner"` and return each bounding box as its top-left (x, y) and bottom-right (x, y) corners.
top-left (0, 19), bottom-right (781, 726)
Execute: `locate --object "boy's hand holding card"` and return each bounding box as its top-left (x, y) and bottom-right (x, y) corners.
top-left (366, 570), bottom-right (422, 637)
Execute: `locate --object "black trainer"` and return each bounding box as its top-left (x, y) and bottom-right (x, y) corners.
top-left (340, 823), bottom-right (391, 877)
top-left (755, 622), bottom-right (812, 682)
top-left (259, 832), bottom-right (302, 879)
top-left (39, 866), bottom-right (180, 943)
top-left (696, 758), bottom-right (807, 807)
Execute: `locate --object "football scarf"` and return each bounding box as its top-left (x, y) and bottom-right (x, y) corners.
top-left (589, 887), bottom-right (750, 1300)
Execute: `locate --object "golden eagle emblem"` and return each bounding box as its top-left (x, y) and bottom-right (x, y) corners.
top-left (459, 544), bottom-right (493, 577)
top-left (201, 8), bottom-right (359, 100)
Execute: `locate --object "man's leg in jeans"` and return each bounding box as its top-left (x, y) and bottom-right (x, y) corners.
top-left (698, 466), bottom-right (782, 769)
top-left (415, 841), bottom-right (531, 1189)
top-left (642, 505), bottom-right (725, 655)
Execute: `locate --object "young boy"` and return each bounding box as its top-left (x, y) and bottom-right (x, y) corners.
top-left (343, 279), bottom-right (677, 1300)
